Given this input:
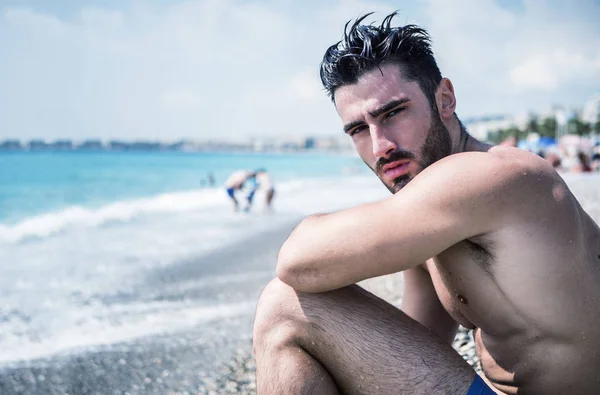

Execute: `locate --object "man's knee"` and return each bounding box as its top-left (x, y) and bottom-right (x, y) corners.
top-left (253, 279), bottom-right (367, 351)
top-left (253, 278), bottom-right (305, 354)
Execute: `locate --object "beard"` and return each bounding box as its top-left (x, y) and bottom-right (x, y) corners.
top-left (372, 112), bottom-right (453, 194)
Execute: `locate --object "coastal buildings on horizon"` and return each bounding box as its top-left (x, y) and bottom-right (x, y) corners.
top-left (0, 135), bottom-right (355, 154)
top-left (2, 95), bottom-right (599, 153)
top-left (465, 94), bottom-right (600, 142)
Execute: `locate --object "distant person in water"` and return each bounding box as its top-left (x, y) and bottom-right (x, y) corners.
top-left (224, 170), bottom-right (256, 212)
top-left (592, 143), bottom-right (600, 171)
top-left (545, 151), bottom-right (562, 170)
top-left (255, 169), bottom-right (276, 211)
top-left (244, 174), bottom-right (260, 212)
top-left (573, 151), bottom-right (592, 173)
top-left (200, 173), bottom-right (216, 188)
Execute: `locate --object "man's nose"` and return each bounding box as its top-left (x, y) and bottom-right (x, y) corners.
top-left (371, 127), bottom-right (397, 159)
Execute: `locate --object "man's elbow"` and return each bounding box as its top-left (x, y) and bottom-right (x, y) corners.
top-left (276, 244), bottom-right (323, 293)
top-left (277, 243), bottom-right (306, 290)
top-left (276, 217), bottom-right (307, 287)
top-left (276, 267), bottom-right (324, 294)
top-left (276, 260), bottom-right (300, 289)
top-left (276, 214), bottom-right (333, 293)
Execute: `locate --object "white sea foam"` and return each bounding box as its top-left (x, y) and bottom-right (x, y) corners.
top-left (0, 176), bottom-right (386, 244)
top-left (0, 189), bottom-right (225, 244)
top-left (0, 300), bottom-right (255, 365)
top-left (0, 175), bottom-right (388, 364)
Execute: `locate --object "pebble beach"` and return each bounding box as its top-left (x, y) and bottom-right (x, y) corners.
top-left (1, 173), bottom-right (597, 394)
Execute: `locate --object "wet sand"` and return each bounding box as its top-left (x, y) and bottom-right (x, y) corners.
top-left (0, 221), bottom-right (299, 395)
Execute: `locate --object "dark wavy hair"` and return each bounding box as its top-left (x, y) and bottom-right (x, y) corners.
top-left (320, 12), bottom-right (442, 109)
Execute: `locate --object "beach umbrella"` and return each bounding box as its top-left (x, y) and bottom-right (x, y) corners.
top-left (538, 137), bottom-right (556, 147)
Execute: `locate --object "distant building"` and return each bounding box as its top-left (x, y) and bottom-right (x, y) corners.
top-left (304, 137), bottom-right (316, 150)
top-left (464, 115), bottom-right (514, 141)
top-left (463, 113), bottom-right (530, 142)
top-left (0, 140), bottom-right (23, 150)
top-left (165, 140), bottom-right (192, 151)
top-left (77, 140), bottom-right (105, 150)
top-left (50, 140), bottom-right (73, 150)
top-left (27, 139), bottom-right (50, 150)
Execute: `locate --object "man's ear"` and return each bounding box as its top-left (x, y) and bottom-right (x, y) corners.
top-left (435, 78), bottom-right (456, 119)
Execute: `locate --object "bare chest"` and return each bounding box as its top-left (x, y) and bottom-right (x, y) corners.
top-left (425, 239), bottom-right (498, 329)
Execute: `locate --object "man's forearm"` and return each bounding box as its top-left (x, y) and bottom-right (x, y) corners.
top-left (275, 199), bottom-right (420, 293)
top-left (276, 214), bottom-right (329, 292)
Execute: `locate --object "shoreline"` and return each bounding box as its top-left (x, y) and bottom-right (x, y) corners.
top-left (0, 220), bottom-right (299, 394)
top-left (0, 218), bottom-right (479, 394)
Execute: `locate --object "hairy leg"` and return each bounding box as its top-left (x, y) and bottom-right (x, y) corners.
top-left (265, 189), bottom-right (274, 208)
top-left (253, 278), bottom-right (475, 395)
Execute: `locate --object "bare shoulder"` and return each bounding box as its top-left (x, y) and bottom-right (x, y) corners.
top-left (403, 146), bottom-right (569, 227)
top-left (441, 145), bottom-right (555, 178)
top-left (486, 145), bottom-right (553, 170)
top-left (479, 146), bottom-right (569, 211)
top-left (414, 145), bottom-right (561, 195)
top-left (474, 146), bottom-right (564, 197)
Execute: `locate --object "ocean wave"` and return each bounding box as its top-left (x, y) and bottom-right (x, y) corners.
top-left (0, 175), bottom-right (383, 244)
top-left (0, 300), bottom-right (255, 365)
top-left (0, 188), bottom-right (227, 244)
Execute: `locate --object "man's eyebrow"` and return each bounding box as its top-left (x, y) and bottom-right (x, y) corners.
top-left (343, 120), bottom-right (365, 134)
top-left (368, 98), bottom-right (410, 118)
top-left (342, 98), bottom-right (411, 134)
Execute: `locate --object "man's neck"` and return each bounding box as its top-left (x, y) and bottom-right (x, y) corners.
top-left (451, 117), bottom-right (492, 154)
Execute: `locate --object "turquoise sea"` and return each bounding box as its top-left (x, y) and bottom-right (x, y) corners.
top-left (0, 150), bottom-right (390, 366)
top-left (0, 151), bottom-right (368, 225)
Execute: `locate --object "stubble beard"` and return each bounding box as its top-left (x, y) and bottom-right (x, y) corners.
top-left (373, 113), bottom-right (453, 194)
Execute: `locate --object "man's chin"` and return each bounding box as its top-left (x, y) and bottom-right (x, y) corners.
top-left (382, 175), bottom-right (410, 194)
top-left (396, 175), bottom-right (414, 191)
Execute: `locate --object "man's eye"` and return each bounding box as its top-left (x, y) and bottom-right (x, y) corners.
top-left (349, 126), bottom-right (366, 136)
top-left (384, 108), bottom-right (403, 121)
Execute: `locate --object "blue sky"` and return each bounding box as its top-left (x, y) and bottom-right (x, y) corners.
top-left (1, 0), bottom-right (599, 141)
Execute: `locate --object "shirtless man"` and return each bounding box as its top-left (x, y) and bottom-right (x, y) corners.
top-left (252, 12), bottom-right (600, 395)
top-left (224, 170), bottom-right (256, 211)
top-left (255, 169), bottom-right (275, 211)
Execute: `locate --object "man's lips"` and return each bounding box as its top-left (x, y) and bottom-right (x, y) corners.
top-left (381, 160), bottom-right (410, 180)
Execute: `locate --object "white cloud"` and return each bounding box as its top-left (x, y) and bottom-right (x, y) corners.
top-left (509, 55), bottom-right (559, 91)
top-left (510, 50), bottom-right (600, 91)
top-left (425, 0), bottom-right (600, 117)
top-left (287, 69), bottom-right (323, 101)
top-left (4, 7), bottom-right (66, 32)
top-left (161, 90), bottom-right (206, 111)
top-left (0, 1), bottom-right (303, 140)
top-left (0, 0), bottom-right (599, 140)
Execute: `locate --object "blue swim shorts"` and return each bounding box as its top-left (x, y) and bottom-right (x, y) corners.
top-left (467, 374), bottom-right (495, 395)
top-left (226, 187), bottom-right (235, 199)
top-left (246, 188), bottom-right (257, 203)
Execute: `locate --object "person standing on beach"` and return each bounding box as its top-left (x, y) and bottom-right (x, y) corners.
top-left (252, 12), bottom-right (600, 395)
top-left (224, 170), bottom-right (256, 212)
top-left (207, 172), bottom-right (216, 187)
top-left (592, 143), bottom-right (600, 171)
top-left (255, 169), bottom-right (275, 211)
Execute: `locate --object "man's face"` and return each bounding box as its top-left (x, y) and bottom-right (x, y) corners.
top-left (334, 64), bottom-right (452, 193)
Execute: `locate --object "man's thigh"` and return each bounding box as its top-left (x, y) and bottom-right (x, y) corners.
top-left (255, 278), bottom-right (477, 395)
